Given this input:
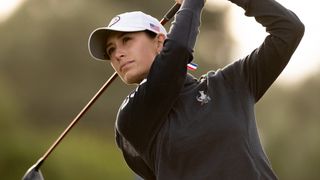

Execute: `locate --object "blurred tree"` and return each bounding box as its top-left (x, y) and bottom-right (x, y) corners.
top-left (256, 71), bottom-right (320, 180)
top-left (3, 0), bottom-right (318, 179)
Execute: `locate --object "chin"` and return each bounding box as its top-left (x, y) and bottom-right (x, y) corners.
top-left (123, 75), bottom-right (142, 85)
top-left (122, 70), bottom-right (147, 85)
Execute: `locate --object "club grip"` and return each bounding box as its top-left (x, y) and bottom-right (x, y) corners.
top-left (160, 3), bottom-right (181, 25)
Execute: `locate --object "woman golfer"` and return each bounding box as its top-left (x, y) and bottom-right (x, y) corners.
top-left (88, 0), bottom-right (304, 179)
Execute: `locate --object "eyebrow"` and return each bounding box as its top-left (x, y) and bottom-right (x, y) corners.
top-left (106, 32), bottom-right (128, 50)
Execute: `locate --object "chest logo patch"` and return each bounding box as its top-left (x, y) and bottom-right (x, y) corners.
top-left (196, 91), bottom-right (211, 105)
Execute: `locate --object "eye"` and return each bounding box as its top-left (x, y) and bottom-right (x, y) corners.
top-left (106, 47), bottom-right (115, 58)
top-left (122, 36), bottom-right (132, 44)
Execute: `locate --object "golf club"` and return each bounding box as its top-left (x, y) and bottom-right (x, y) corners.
top-left (22, 2), bottom-right (181, 180)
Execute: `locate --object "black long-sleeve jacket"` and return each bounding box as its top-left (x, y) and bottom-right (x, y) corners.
top-left (115, 0), bottom-right (304, 179)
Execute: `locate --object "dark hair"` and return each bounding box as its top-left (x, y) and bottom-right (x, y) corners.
top-left (144, 30), bottom-right (157, 39)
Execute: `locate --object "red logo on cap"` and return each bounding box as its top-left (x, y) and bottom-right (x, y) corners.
top-left (108, 16), bottom-right (120, 27)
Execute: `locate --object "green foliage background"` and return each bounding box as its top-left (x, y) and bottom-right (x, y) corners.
top-left (0, 0), bottom-right (319, 179)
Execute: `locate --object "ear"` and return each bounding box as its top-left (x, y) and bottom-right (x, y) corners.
top-left (155, 33), bottom-right (166, 53)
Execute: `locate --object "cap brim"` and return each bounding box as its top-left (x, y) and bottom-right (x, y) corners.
top-left (88, 27), bottom-right (147, 61)
top-left (88, 28), bottom-right (108, 61)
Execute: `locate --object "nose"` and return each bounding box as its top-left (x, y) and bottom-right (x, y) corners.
top-left (114, 47), bottom-right (126, 61)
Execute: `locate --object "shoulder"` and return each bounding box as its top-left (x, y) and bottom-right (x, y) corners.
top-left (160, 39), bottom-right (193, 60)
top-left (201, 60), bottom-right (247, 89)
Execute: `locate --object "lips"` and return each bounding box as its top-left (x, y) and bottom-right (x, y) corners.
top-left (120, 60), bottom-right (134, 73)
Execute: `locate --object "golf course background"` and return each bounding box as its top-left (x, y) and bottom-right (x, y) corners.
top-left (1, 0), bottom-right (319, 179)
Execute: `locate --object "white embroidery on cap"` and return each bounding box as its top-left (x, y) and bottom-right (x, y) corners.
top-left (108, 16), bottom-right (120, 27)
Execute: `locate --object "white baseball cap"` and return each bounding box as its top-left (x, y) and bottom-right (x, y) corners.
top-left (88, 11), bottom-right (167, 61)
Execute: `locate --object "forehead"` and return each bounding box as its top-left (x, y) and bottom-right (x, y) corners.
top-left (106, 31), bottom-right (127, 44)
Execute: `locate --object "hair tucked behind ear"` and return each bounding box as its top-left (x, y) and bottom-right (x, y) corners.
top-left (144, 30), bottom-right (157, 39)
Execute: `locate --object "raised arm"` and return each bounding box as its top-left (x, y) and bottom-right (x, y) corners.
top-left (168, 0), bottom-right (205, 54)
top-left (223, 0), bottom-right (304, 101)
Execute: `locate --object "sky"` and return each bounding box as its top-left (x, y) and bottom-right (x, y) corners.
top-left (1, 0), bottom-right (319, 85)
top-left (0, 0), bottom-right (25, 23)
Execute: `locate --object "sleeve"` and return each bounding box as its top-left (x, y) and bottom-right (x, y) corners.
top-left (222, 0), bottom-right (304, 102)
top-left (116, 0), bottom-right (205, 155)
top-left (115, 130), bottom-right (155, 180)
top-left (167, 0), bottom-right (205, 55)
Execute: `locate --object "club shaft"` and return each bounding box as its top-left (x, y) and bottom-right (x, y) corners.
top-left (35, 2), bottom-right (181, 169)
top-left (160, 3), bottom-right (181, 25)
top-left (37, 72), bottom-right (118, 168)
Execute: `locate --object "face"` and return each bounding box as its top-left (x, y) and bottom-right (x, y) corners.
top-left (106, 31), bottom-right (165, 84)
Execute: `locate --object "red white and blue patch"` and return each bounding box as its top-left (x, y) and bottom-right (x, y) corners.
top-left (187, 62), bottom-right (198, 71)
top-left (149, 23), bottom-right (160, 32)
